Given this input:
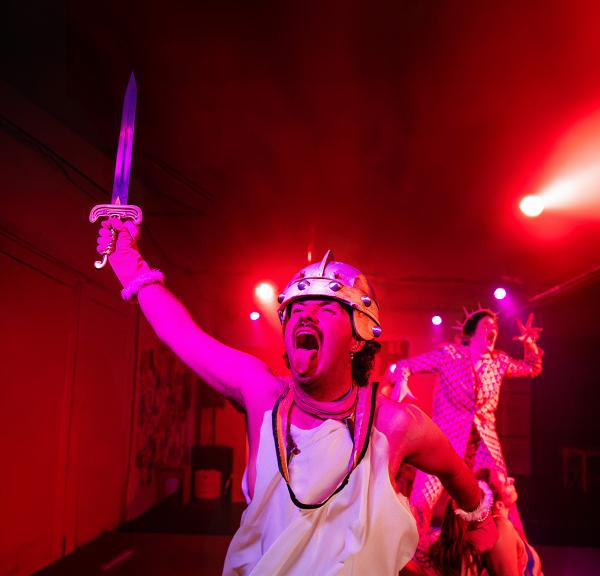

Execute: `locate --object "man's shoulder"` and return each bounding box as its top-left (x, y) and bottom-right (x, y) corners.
top-left (244, 373), bottom-right (287, 412)
top-left (375, 394), bottom-right (426, 438)
top-left (490, 349), bottom-right (510, 362)
top-left (436, 342), bottom-right (465, 357)
top-left (243, 375), bottom-right (287, 438)
top-left (373, 394), bottom-right (432, 464)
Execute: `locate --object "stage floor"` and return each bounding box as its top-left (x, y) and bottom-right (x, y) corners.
top-left (35, 496), bottom-right (600, 575)
top-left (34, 532), bottom-right (600, 576)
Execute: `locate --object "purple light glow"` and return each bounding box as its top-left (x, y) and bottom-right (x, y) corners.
top-left (431, 315), bottom-right (442, 326)
top-left (249, 311), bottom-right (260, 321)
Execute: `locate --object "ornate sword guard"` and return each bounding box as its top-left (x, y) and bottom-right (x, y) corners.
top-left (89, 204), bottom-right (143, 269)
top-left (89, 203), bottom-right (143, 224)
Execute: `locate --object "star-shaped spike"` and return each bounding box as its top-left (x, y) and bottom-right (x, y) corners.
top-left (513, 313), bottom-right (542, 343)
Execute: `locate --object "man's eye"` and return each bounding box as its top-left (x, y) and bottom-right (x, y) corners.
top-left (322, 306), bottom-right (336, 314)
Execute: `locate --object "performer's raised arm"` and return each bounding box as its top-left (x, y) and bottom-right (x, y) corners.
top-left (388, 347), bottom-right (445, 401)
top-left (503, 313), bottom-right (543, 378)
top-left (97, 216), bottom-right (276, 408)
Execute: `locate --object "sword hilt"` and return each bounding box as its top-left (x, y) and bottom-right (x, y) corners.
top-left (89, 204), bottom-right (143, 224)
top-left (89, 204), bottom-right (143, 270)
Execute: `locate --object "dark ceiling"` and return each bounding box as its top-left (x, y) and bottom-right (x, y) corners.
top-left (4, 0), bottom-right (600, 315)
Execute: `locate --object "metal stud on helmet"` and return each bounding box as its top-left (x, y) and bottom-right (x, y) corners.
top-left (277, 250), bottom-right (382, 341)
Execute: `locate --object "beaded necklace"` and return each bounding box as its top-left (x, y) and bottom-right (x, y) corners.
top-left (272, 381), bottom-right (377, 509)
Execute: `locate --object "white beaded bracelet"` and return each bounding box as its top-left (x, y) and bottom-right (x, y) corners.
top-left (121, 269), bottom-right (165, 302)
top-left (454, 480), bottom-right (494, 523)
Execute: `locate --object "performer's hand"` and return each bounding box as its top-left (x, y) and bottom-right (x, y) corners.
top-left (465, 514), bottom-right (498, 553)
top-left (97, 216), bottom-right (149, 288)
top-left (501, 477), bottom-right (518, 507)
top-left (513, 313), bottom-right (542, 344)
top-left (380, 362), bottom-right (397, 398)
top-left (490, 470), bottom-right (518, 507)
top-left (388, 362), bottom-right (415, 402)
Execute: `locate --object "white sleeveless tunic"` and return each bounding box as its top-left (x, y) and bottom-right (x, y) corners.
top-left (223, 411), bottom-right (418, 575)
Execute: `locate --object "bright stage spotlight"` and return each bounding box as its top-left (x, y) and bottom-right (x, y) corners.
top-left (431, 315), bottom-right (442, 326)
top-left (520, 195), bottom-right (545, 217)
top-left (254, 282), bottom-right (276, 302)
top-left (389, 363), bottom-right (397, 374)
top-left (493, 287), bottom-right (507, 300)
top-left (249, 311), bottom-right (261, 321)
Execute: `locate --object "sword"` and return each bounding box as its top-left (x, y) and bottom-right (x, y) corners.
top-left (89, 72), bottom-right (142, 269)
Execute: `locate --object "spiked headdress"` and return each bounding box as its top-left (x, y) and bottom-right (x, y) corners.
top-left (454, 304), bottom-right (498, 334)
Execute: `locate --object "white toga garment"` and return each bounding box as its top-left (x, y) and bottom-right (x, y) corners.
top-left (223, 411), bottom-right (418, 575)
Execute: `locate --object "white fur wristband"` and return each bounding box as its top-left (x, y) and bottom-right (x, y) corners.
top-left (454, 480), bottom-right (493, 523)
top-left (121, 269), bottom-right (165, 302)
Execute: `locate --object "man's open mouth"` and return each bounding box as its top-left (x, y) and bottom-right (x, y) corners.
top-left (296, 331), bottom-right (320, 350)
top-left (292, 329), bottom-right (321, 376)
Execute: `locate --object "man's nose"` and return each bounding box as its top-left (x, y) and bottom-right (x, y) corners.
top-left (299, 304), bottom-right (319, 322)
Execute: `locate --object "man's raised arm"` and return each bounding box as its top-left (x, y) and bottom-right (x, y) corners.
top-left (98, 216), bottom-right (276, 408)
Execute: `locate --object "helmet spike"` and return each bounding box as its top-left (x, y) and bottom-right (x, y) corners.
top-left (317, 250), bottom-right (334, 277)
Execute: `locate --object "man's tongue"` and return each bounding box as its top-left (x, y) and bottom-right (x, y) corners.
top-left (293, 348), bottom-right (317, 375)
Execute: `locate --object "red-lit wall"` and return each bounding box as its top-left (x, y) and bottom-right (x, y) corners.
top-left (0, 83), bottom-right (212, 574)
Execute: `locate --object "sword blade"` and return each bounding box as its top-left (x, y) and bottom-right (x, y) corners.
top-left (112, 72), bottom-right (137, 205)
